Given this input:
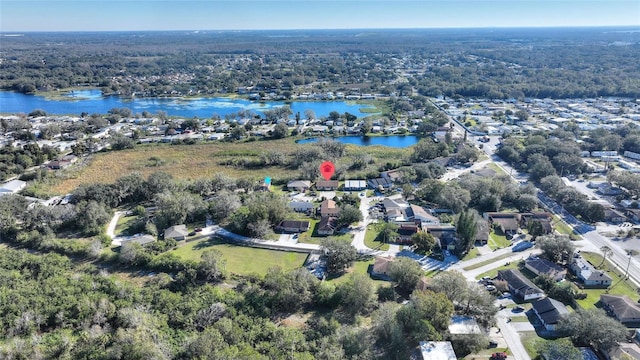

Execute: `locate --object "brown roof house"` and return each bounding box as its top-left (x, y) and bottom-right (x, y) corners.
top-left (315, 180), bottom-right (339, 191)
top-left (317, 216), bottom-right (337, 236)
top-left (276, 220), bottom-right (310, 233)
top-left (371, 256), bottom-right (394, 280)
top-left (600, 294), bottom-right (640, 327)
top-left (497, 269), bottom-right (544, 301)
top-left (475, 219), bottom-right (490, 245)
top-left (520, 212), bottom-right (554, 234)
top-left (164, 224), bottom-right (188, 241)
top-left (319, 199), bottom-right (340, 217)
top-left (485, 212), bottom-right (520, 237)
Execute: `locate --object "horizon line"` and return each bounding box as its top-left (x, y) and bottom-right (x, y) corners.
top-left (2, 24), bottom-right (640, 34)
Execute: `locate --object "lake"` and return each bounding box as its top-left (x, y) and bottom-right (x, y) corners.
top-left (0, 90), bottom-right (374, 118)
top-left (297, 135), bottom-right (421, 148)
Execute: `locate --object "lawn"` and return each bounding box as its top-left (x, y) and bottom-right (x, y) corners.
top-left (363, 224), bottom-right (390, 251)
top-left (520, 331), bottom-right (543, 359)
top-left (488, 230), bottom-right (511, 250)
top-left (551, 215), bottom-right (577, 237)
top-left (574, 252), bottom-right (640, 309)
top-left (461, 247), bottom-right (480, 261)
top-left (48, 138), bottom-right (411, 195)
top-left (464, 252), bottom-right (517, 272)
top-left (296, 218), bottom-right (352, 245)
top-left (486, 162), bottom-right (509, 176)
top-left (474, 260), bottom-right (521, 279)
top-left (326, 258), bottom-right (388, 287)
top-left (114, 215), bottom-right (138, 236)
top-left (171, 237), bottom-right (308, 276)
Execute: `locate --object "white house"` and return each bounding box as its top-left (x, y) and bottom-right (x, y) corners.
top-left (0, 179), bottom-right (27, 194)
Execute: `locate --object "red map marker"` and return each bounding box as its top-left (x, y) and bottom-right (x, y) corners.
top-left (320, 161), bottom-right (335, 180)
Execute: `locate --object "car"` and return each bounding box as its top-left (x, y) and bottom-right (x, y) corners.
top-left (359, 192), bottom-right (365, 197)
top-left (292, 234), bottom-right (298, 239)
top-left (488, 340), bottom-right (499, 348)
top-left (444, 250), bottom-right (451, 257)
top-left (188, 231), bottom-right (196, 236)
top-left (500, 292), bottom-right (512, 299)
top-left (194, 228), bottom-right (203, 232)
top-left (485, 285), bottom-right (496, 291)
top-left (491, 352), bottom-right (507, 360)
top-left (512, 240), bottom-right (533, 252)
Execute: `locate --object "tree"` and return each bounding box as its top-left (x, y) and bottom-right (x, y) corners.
top-left (372, 303), bottom-right (405, 356)
top-left (536, 235), bottom-right (575, 263)
top-left (199, 250), bottom-right (226, 282)
top-left (360, 119), bottom-right (372, 135)
top-left (229, 126), bottom-right (246, 140)
top-left (429, 271), bottom-right (469, 305)
top-left (527, 220), bottom-right (545, 240)
top-left (208, 190), bottom-right (241, 221)
top-left (536, 338), bottom-right (582, 360)
top-left (396, 290), bottom-right (453, 343)
top-left (336, 204), bottom-right (362, 228)
top-left (74, 200), bottom-right (111, 236)
top-left (437, 184), bottom-right (470, 213)
top-left (272, 122), bottom-right (289, 139)
top-left (376, 222), bottom-right (399, 244)
top-left (557, 308), bottom-right (628, 352)
top-left (321, 238), bottom-right (357, 275)
top-left (599, 245), bottom-right (613, 268)
top-left (456, 210), bottom-right (478, 255)
top-left (388, 257), bottom-right (424, 294)
top-left (411, 232), bottom-right (436, 254)
top-left (336, 273), bottom-right (376, 316)
top-left (515, 109), bottom-right (529, 121)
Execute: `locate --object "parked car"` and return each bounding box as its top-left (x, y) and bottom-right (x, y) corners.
top-left (512, 305), bottom-right (525, 313)
top-left (486, 285), bottom-right (496, 291)
top-left (491, 352), bottom-right (507, 360)
top-left (512, 241), bottom-right (533, 252)
top-left (488, 340), bottom-right (499, 348)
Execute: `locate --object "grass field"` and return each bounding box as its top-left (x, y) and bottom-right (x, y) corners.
top-left (114, 215), bottom-right (137, 236)
top-left (575, 252), bottom-right (639, 309)
top-left (363, 224), bottom-right (390, 251)
top-left (464, 252), bottom-right (518, 272)
top-left (461, 247), bottom-right (480, 261)
top-left (488, 230), bottom-right (511, 250)
top-left (551, 215), bottom-right (577, 237)
top-left (326, 258), bottom-right (388, 287)
top-left (520, 331), bottom-right (543, 359)
top-left (474, 260), bottom-right (521, 279)
top-left (171, 237), bottom-right (308, 276)
top-left (48, 138), bottom-right (411, 195)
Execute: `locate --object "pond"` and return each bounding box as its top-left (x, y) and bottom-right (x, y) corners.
top-left (0, 90), bottom-right (375, 118)
top-left (297, 135), bottom-right (421, 148)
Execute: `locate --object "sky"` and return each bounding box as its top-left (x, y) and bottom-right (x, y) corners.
top-left (1, 0), bottom-right (639, 32)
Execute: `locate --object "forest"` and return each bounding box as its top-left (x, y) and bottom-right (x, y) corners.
top-left (1, 27), bottom-right (639, 99)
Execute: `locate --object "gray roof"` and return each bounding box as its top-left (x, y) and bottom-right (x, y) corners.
top-left (532, 297), bottom-right (569, 325)
top-left (122, 234), bottom-right (156, 246)
top-left (164, 224), bottom-right (188, 238)
top-left (0, 179), bottom-right (26, 193)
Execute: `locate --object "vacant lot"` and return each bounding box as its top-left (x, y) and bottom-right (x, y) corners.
top-left (171, 237), bottom-right (308, 276)
top-left (50, 138), bottom-right (411, 194)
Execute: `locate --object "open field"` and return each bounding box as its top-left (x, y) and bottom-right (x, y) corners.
top-left (520, 331), bottom-right (543, 360)
top-left (364, 224), bottom-right (391, 251)
top-left (326, 258), bottom-right (388, 287)
top-left (49, 138), bottom-right (411, 194)
top-left (488, 230), bottom-right (511, 250)
top-left (171, 237), bottom-right (308, 276)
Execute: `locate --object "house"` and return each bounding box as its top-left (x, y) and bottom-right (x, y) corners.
top-left (520, 212), bottom-right (554, 234)
top-left (0, 179), bottom-right (27, 194)
top-left (315, 180), bottom-right (339, 191)
top-left (406, 204), bottom-right (440, 225)
top-left (448, 315), bottom-right (481, 335)
top-left (600, 294), bottom-right (640, 327)
top-left (344, 179), bottom-right (367, 191)
top-left (121, 234), bottom-right (156, 246)
top-left (603, 208), bottom-right (626, 223)
top-left (525, 256), bottom-right (567, 281)
top-left (164, 224), bottom-right (188, 241)
top-left (570, 254), bottom-right (612, 288)
top-left (397, 221), bottom-right (421, 244)
top-left (381, 169), bottom-right (404, 183)
top-left (371, 256), bottom-right (394, 280)
top-left (497, 269), bottom-right (544, 301)
top-left (625, 208), bottom-right (640, 222)
top-left (368, 177), bottom-right (393, 189)
top-left (609, 343), bottom-right (640, 360)
top-left (475, 220), bottom-right (490, 245)
top-left (419, 341), bottom-right (456, 360)
top-left (319, 199), bottom-right (340, 217)
top-left (531, 297), bottom-right (569, 331)
top-left (425, 225), bottom-right (457, 250)
top-left (317, 216), bottom-right (337, 236)
top-left (287, 180), bottom-right (312, 192)
top-left (276, 220), bottom-right (310, 233)
top-left (486, 212), bottom-right (520, 236)
top-left (289, 201), bottom-right (314, 213)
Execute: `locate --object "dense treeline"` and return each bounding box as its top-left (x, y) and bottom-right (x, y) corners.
top-left (1, 28), bottom-right (639, 99)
